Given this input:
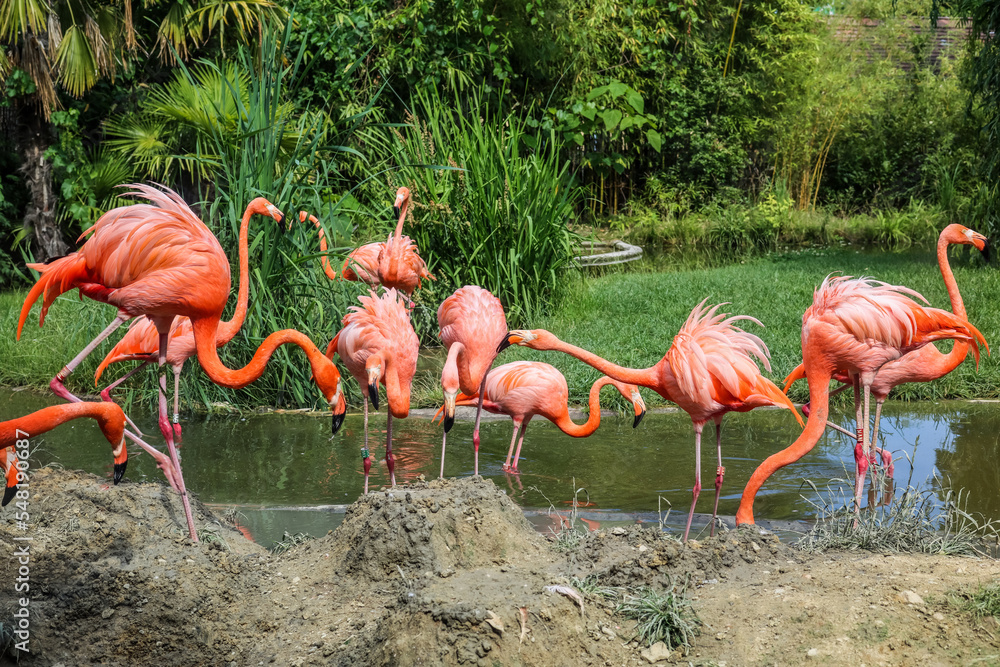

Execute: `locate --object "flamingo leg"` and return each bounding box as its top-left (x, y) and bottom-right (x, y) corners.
top-left (49, 315), bottom-right (130, 403)
top-left (472, 363), bottom-right (495, 477)
top-left (710, 418), bottom-right (724, 537)
top-left (852, 377), bottom-right (866, 515)
top-left (862, 383), bottom-right (875, 497)
top-left (172, 364), bottom-right (183, 443)
top-left (157, 332), bottom-right (198, 542)
top-left (502, 418), bottom-right (522, 472)
top-left (510, 418), bottom-right (530, 473)
top-left (362, 397), bottom-right (372, 494)
top-left (684, 423), bottom-right (704, 542)
top-left (99, 359), bottom-right (149, 436)
top-left (386, 411), bottom-right (396, 487)
top-left (870, 398), bottom-right (893, 478)
top-left (439, 429), bottom-right (447, 480)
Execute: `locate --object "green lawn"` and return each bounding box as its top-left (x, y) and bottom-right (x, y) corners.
top-left (2, 246), bottom-right (996, 410)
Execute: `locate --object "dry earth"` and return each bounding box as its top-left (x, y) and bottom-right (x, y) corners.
top-left (1, 468), bottom-right (998, 666)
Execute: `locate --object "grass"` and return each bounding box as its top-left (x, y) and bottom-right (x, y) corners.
top-left (616, 580), bottom-right (702, 653)
top-left (271, 531), bottom-right (315, 554)
top-left (950, 582), bottom-right (1000, 620)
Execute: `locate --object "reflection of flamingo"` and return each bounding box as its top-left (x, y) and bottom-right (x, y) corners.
top-left (18, 185), bottom-right (347, 541)
top-left (498, 300), bottom-right (804, 541)
top-left (784, 225), bottom-right (988, 487)
top-left (439, 361), bottom-right (646, 474)
top-left (736, 275), bottom-right (986, 526)
top-left (328, 289), bottom-right (419, 494)
top-left (438, 286), bottom-right (508, 477)
top-left (2, 402), bottom-right (129, 505)
top-left (94, 198), bottom-right (285, 443)
top-left (378, 187), bottom-right (435, 303)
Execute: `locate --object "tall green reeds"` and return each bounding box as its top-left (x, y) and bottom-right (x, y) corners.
top-left (364, 87), bottom-right (581, 326)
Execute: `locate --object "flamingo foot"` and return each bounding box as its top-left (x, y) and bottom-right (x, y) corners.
top-left (386, 452), bottom-right (396, 488)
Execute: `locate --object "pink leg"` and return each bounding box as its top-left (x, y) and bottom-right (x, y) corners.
top-left (156, 331), bottom-right (198, 542)
top-left (172, 364), bottom-right (183, 444)
top-left (683, 423), bottom-right (704, 542)
top-left (502, 418), bottom-right (522, 472)
top-left (472, 365), bottom-right (495, 477)
top-left (852, 377), bottom-right (865, 514)
top-left (386, 412), bottom-right (396, 487)
top-left (50, 315), bottom-right (129, 403)
top-left (362, 397), bottom-right (372, 494)
top-left (510, 418), bottom-right (530, 472)
top-left (710, 418), bottom-right (724, 537)
top-left (100, 359), bottom-right (150, 436)
top-left (439, 429), bottom-right (447, 479)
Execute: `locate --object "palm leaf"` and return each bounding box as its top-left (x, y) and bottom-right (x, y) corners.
top-left (0, 0), bottom-right (48, 41)
top-left (54, 24), bottom-right (98, 96)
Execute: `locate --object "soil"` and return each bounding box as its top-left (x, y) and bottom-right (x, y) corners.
top-left (2, 468), bottom-right (999, 666)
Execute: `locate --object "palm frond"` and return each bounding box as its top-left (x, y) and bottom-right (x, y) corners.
top-left (0, 0), bottom-right (48, 41)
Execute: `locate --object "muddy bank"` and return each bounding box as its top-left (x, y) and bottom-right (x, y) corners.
top-left (2, 468), bottom-right (999, 666)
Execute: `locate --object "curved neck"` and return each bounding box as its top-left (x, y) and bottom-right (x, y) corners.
top-left (193, 318), bottom-right (327, 389)
top-left (539, 336), bottom-right (660, 396)
top-left (2, 403), bottom-right (117, 447)
top-left (937, 235), bottom-right (970, 362)
top-left (443, 341), bottom-right (466, 390)
top-left (553, 377), bottom-right (616, 437)
top-left (393, 198), bottom-right (408, 241)
top-left (314, 216), bottom-right (338, 280)
top-left (736, 368), bottom-right (831, 525)
top-left (217, 203), bottom-right (257, 344)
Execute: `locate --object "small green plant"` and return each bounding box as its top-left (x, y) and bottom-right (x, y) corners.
top-left (949, 582), bottom-right (1000, 620)
top-left (571, 575), bottom-right (620, 601)
top-left (272, 531), bottom-right (315, 554)
top-left (617, 580), bottom-right (701, 653)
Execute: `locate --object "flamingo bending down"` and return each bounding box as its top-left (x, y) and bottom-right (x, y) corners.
top-left (2, 402), bottom-right (128, 505)
top-left (498, 300), bottom-right (804, 541)
top-left (377, 187), bottom-right (435, 303)
top-left (94, 197), bottom-right (286, 443)
top-left (437, 360), bottom-right (646, 473)
top-left (18, 184), bottom-right (347, 541)
top-left (438, 285), bottom-right (508, 477)
top-left (327, 289), bottom-right (419, 494)
top-left (736, 275), bottom-right (987, 526)
top-left (783, 224), bottom-right (989, 492)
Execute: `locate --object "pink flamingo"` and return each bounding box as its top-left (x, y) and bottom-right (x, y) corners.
top-left (306, 211), bottom-right (381, 286)
top-left (18, 184), bottom-right (347, 541)
top-left (93, 197), bottom-right (285, 443)
top-left (327, 288), bottom-right (419, 493)
top-left (437, 360), bottom-right (646, 474)
top-left (498, 300), bottom-right (804, 541)
top-left (438, 285), bottom-right (508, 477)
top-left (736, 275), bottom-right (986, 526)
top-left (377, 187), bottom-right (435, 303)
top-left (2, 402), bottom-right (129, 505)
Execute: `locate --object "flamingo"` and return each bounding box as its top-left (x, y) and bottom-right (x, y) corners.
top-left (93, 197), bottom-right (286, 443)
top-left (306, 211), bottom-right (381, 286)
top-left (327, 288), bottom-right (419, 494)
top-left (435, 360), bottom-right (646, 474)
top-left (498, 300), bottom-right (804, 541)
top-left (2, 402), bottom-right (129, 505)
top-left (438, 285), bottom-right (508, 478)
top-left (378, 187), bottom-right (435, 303)
top-left (783, 224), bottom-right (989, 491)
top-left (17, 184), bottom-right (347, 542)
top-left (735, 275), bottom-right (987, 526)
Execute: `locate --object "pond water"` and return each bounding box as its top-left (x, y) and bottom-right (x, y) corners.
top-left (2, 388), bottom-right (997, 548)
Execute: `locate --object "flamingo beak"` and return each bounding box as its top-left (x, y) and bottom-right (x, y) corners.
top-left (443, 392), bottom-right (457, 433)
top-left (4, 456), bottom-right (18, 506)
top-left (631, 390), bottom-right (647, 428)
top-left (368, 382), bottom-right (380, 411)
top-left (114, 460), bottom-right (127, 485)
top-left (332, 410), bottom-right (345, 436)
top-left (633, 409), bottom-right (646, 429)
top-left (393, 205), bottom-right (401, 218)
top-left (981, 238), bottom-right (991, 264)
top-left (3, 484), bottom-right (14, 507)
top-left (497, 332), bottom-right (522, 354)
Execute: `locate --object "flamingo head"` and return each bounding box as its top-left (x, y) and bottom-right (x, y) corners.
top-left (946, 224), bottom-right (990, 262)
top-left (629, 387), bottom-right (647, 428)
top-left (393, 187), bottom-right (411, 219)
top-left (440, 352), bottom-right (461, 433)
top-left (314, 360), bottom-right (347, 436)
top-left (95, 403), bottom-right (128, 484)
top-left (497, 329), bottom-right (554, 353)
top-left (2, 449), bottom-right (18, 507)
top-left (365, 355), bottom-right (383, 411)
top-left (250, 197), bottom-right (285, 228)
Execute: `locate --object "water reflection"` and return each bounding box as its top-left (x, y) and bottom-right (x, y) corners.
top-left (2, 388), bottom-right (997, 546)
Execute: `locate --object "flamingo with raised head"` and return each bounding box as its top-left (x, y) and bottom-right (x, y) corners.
top-left (18, 185), bottom-right (347, 541)
top-left (377, 187), bottom-right (435, 303)
top-left (498, 300), bottom-right (804, 541)
top-left (438, 285), bottom-right (508, 477)
top-left (94, 197), bottom-right (286, 443)
top-left (437, 360), bottom-right (646, 473)
top-left (783, 224), bottom-right (989, 494)
top-left (736, 275), bottom-right (987, 526)
top-left (327, 289), bottom-right (419, 494)
top-left (2, 402), bottom-right (129, 505)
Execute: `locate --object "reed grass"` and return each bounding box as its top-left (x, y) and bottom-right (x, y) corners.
top-left (616, 580), bottom-right (701, 653)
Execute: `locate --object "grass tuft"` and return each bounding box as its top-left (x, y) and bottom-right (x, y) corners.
top-left (950, 582), bottom-right (1000, 620)
top-left (271, 531), bottom-right (314, 554)
top-left (616, 579), bottom-right (701, 653)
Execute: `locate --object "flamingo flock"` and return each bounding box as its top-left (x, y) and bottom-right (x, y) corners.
top-left (4, 183), bottom-right (990, 545)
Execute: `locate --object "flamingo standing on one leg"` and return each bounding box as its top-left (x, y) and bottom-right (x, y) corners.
top-left (94, 197), bottom-right (286, 443)
top-left (438, 285), bottom-right (508, 478)
top-left (498, 300), bottom-right (805, 541)
top-left (327, 289), bottom-right (419, 494)
top-left (436, 360), bottom-right (646, 473)
top-left (2, 402), bottom-right (129, 505)
top-left (17, 184), bottom-right (347, 542)
top-left (736, 275), bottom-right (987, 526)
top-left (782, 224), bottom-right (989, 495)
top-left (377, 187), bottom-right (435, 304)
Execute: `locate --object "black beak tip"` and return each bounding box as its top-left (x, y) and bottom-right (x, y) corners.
top-left (276, 212), bottom-right (285, 229)
top-left (443, 414), bottom-right (455, 433)
top-left (633, 411), bottom-right (646, 429)
top-left (981, 239), bottom-right (991, 264)
top-left (3, 484), bottom-right (16, 507)
top-left (114, 461), bottom-right (127, 485)
top-left (496, 337), bottom-right (512, 354)
top-left (332, 411), bottom-right (345, 436)
top-left (368, 385), bottom-right (380, 411)
top-left (393, 205), bottom-right (401, 218)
